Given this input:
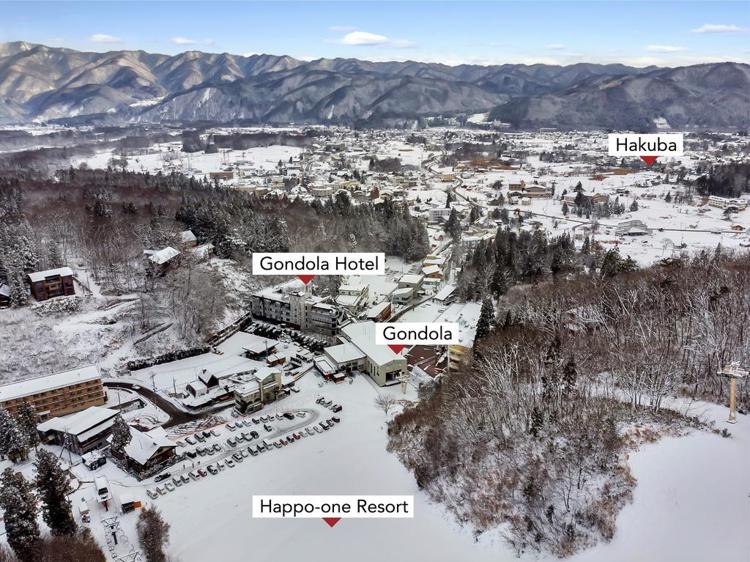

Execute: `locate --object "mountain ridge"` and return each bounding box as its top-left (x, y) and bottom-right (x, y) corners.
top-left (1, 42), bottom-right (748, 129)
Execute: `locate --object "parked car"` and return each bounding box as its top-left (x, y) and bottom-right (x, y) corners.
top-left (197, 468), bottom-right (207, 478)
top-left (212, 443), bottom-right (221, 452)
top-left (176, 440), bottom-right (186, 447)
top-left (313, 426), bottom-right (323, 434)
top-left (211, 429), bottom-right (220, 437)
top-left (251, 417), bottom-right (260, 424)
top-left (194, 433), bottom-right (205, 442)
top-left (196, 447), bottom-right (206, 456)
top-left (332, 405), bottom-right (342, 413)
top-left (181, 474), bottom-right (190, 484)
top-left (216, 461), bottom-right (225, 470)
top-left (207, 465), bottom-right (218, 475)
top-left (316, 397), bottom-right (325, 405)
top-left (186, 450), bottom-right (197, 459)
top-left (226, 438), bottom-right (237, 447)
top-left (319, 422), bottom-right (329, 431)
top-left (172, 476), bottom-right (182, 487)
top-left (243, 420), bottom-right (253, 427)
top-left (226, 459), bottom-right (235, 468)
top-left (226, 422), bottom-right (237, 431)
top-left (202, 430), bottom-right (212, 439)
top-left (250, 430), bottom-right (259, 439)
top-left (283, 412), bottom-right (295, 420)
top-left (291, 386), bottom-right (300, 393)
top-left (165, 483), bottom-right (175, 492)
top-left (235, 433), bottom-right (245, 443)
top-left (306, 427), bottom-right (315, 436)
top-left (155, 486), bottom-right (166, 496)
top-left (263, 424), bottom-right (273, 432)
top-left (331, 416), bottom-right (341, 423)
top-left (296, 411), bottom-right (306, 418)
top-left (185, 436), bottom-right (196, 445)
top-left (146, 489), bottom-right (158, 499)
top-left (154, 472), bottom-right (170, 482)
top-left (189, 471), bottom-right (200, 481)
top-left (248, 446), bottom-right (258, 456)
top-left (273, 442), bottom-right (282, 449)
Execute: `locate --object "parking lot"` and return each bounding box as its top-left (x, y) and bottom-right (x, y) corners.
top-left (146, 400), bottom-right (344, 499)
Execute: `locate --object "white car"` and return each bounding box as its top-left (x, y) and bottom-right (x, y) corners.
top-left (146, 488), bottom-right (158, 499)
top-left (165, 483), bottom-right (175, 492)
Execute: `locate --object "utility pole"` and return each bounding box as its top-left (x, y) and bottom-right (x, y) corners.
top-left (718, 363), bottom-right (748, 424)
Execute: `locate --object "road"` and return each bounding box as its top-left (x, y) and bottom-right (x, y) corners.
top-left (104, 381), bottom-right (227, 428)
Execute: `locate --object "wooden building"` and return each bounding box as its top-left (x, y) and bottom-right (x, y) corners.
top-left (27, 267), bottom-right (75, 301)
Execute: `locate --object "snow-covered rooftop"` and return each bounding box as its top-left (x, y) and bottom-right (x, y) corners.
top-left (149, 246), bottom-right (181, 265)
top-left (124, 426), bottom-right (175, 466)
top-left (28, 266), bottom-right (73, 282)
top-left (37, 405), bottom-right (118, 436)
top-left (341, 321), bottom-right (402, 367)
top-left (325, 342), bottom-right (366, 364)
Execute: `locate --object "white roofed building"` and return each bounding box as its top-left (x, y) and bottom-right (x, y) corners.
top-left (318, 321), bottom-right (407, 386)
top-left (37, 406), bottom-right (119, 454)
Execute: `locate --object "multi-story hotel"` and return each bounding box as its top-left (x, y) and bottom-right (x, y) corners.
top-left (0, 366), bottom-right (106, 420)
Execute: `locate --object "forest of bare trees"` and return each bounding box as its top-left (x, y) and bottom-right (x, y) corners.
top-left (389, 251), bottom-right (747, 556)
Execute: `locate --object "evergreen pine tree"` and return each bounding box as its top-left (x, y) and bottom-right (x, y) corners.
top-left (444, 208), bottom-right (462, 241)
top-left (34, 450), bottom-right (77, 536)
top-left (110, 416), bottom-right (132, 457)
top-left (561, 201), bottom-right (569, 216)
top-left (14, 402), bottom-right (39, 451)
top-left (629, 199), bottom-right (639, 212)
top-left (0, 409), bottom-right (29, 463)
top-left (474, 298), bottom-right (495, 343)
top-left (0, 468), bottom-right (40, 562)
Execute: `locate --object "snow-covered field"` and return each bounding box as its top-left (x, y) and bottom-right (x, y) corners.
top-left (32, 372), bottom-right (744, 562)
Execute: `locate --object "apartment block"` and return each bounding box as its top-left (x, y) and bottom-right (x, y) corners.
top-left (0, 366), bottom-right (105, 421)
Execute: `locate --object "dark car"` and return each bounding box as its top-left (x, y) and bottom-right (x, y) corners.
top-left (154, 472), bottom-right (170, 482)
top-left (331, 416), bottom-right (341, 423)
top-left (283, 412), bottom-right (295, 420)
top-left (332, 405), bottom-right (342, 413)
top-left (263, 424), bottom-right (273, 432)
top-left (250, 430), bottom-right (259, 439)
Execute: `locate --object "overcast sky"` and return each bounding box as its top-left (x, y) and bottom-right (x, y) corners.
top-left (1, 1), bottom-right (748, 67)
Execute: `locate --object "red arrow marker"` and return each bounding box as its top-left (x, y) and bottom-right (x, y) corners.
top-left (297, 275), bottom-right (315, 285)
top-left (640, 155), bottom-right (658, 166)
top-left (322, 517), bottom-right (341, 528)
top-left (388, 344), bottom-right (406, 354)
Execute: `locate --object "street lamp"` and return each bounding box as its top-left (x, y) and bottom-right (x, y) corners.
top-left (718, 362), bottom-right (748, 424)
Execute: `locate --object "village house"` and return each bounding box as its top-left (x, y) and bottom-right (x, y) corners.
top-left (113, 426), bottom-right (176, 480)
top-left (144, 246), bottom-right (181, 276)
top-left (27, 267), bottom-right (75, 301)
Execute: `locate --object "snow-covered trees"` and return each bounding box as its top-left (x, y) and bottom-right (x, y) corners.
top-left (34, 450), bottom-right (77, 536)
top-left (391, 252), bottom-right (750, 557)
top-left (474, 298), bottom-right (495, 344)
top-left (14, 402), bottom-right (39, 451)
top-left (110, 416), bottom-right (132, 457)
top-left (0, 468), bottom-right (40, 561)
top-left (0, 409), bottom-right (29, 463)
top-left (137, 507), bottom-right (170, 562)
